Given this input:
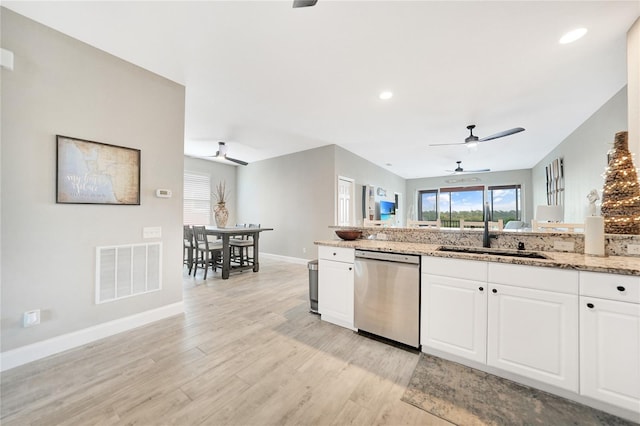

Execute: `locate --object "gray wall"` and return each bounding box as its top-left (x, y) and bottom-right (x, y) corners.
top-left (184, 156), bottom-right (238, 226)
top-left (334, 146), bottom-right (407, 226)
top-left (406, 169), bottom-right (534, 223)
top-left (1, 9), bottom-right (185, 351)
top-left (236, 144), bottom-right (406, 260)
top-left (236, 145), bottom-right (335, 260)
top-left (531, 87), bottom-right (628, 223)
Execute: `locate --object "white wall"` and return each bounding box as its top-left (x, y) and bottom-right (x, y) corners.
top-left (406, 169), bottom-right (533, 223)
top-left (184, 156), bottom-right (238, 226)
top-left (531, 87), bottom-right (628, 223)
top-left (1, 9), bottom-right (185, 352)
top-left (628, 18), bottom-right (640, 157)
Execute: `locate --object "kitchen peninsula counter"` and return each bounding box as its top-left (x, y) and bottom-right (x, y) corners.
top-left (314, 238), bottom-right (640, 276)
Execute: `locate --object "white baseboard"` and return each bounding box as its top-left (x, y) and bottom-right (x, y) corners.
top-left (0, 301), bottom-right (184, 372)
top-left (261, 252), bottom-right (310, 265)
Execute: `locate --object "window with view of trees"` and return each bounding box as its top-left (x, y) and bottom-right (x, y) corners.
top-left (417, 189), bottom-right (438, 220)
top-left (439, 186), bottom-right (485, 227)
top-left (488, 185), bottom-right (521, 224)
top-left (417, 184), bottom-right (521, 227)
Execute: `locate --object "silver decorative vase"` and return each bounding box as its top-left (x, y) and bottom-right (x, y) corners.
top-left (214, 203), bottom-right (229, 228)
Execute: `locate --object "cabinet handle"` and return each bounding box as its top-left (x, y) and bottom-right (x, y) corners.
top-left (479, 286), bottom-right (484, 292)
top-left (616, 286), bottom-right (626, 292)
top-left (333, 252), bottom-right (337, 256)
top-left (587, 303), bottom-right (595, 309)
top-left (349, 267), bottom-right (352, 271)
top-left (492, 288), bottom-right (497, 294)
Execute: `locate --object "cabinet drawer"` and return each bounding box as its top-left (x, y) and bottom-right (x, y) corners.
top-left (318, 245), bottom-right (354, 263)
top-left (580, 272), bottom-right (640, 303)
top-left (422, 256), bottom-right (487, 281)
top-left (488, 263), bottom-right (578, 294)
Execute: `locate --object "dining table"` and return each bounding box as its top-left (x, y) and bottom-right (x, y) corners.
top-left (205, 225), bottom-right (273, 279)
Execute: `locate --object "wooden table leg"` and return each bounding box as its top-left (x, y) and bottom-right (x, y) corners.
top-left (253, 233), bottom-right (260, 272)
top-left (222, 234), bottom-right (231, 279)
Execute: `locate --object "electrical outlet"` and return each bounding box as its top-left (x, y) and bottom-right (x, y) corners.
top-left (23, 310), bottom-right (40, 327)
top-left (628, 244), bottom-right (640, 255)
top-left (376, 233), bottom-right (388, 241)
top-left (553, 241), bottom-right (575, 252)
top-left (302, 247), bottom-right (307, 254)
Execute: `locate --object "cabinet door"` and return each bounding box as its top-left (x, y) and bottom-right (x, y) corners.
top-left (580, 297), bottom-right (640, 413)
top-left (422, 274), bottom-right (487, 363)
top-left (318, 259), bottom-right (355, 330)
top-left (487, 284), bottom-right (579, 392)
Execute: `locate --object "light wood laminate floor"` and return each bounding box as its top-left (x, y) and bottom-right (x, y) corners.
top-left (1, 257), bottom-right (447, 425)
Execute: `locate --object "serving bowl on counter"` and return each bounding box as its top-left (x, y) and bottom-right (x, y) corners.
top-left (335, 229), bottom-right (362, 241)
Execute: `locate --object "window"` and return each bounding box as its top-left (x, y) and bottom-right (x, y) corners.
top-left (184, 172), bottom-right (210, 225)
top-left (489, 185), bottom-right (521, 224)
top-left (439, 186), bottom-right (485, 227)
top-left (417, 189), bottom-right (438, 220)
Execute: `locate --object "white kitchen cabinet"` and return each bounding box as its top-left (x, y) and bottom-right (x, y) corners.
top-left (318, 246), bottom-right (355, 330)
top-left (486, 263), bottom-right (579, 392)
top-left (421, 257), bottom-right (488, 363)
top-left (580, 272), bottom-right (640, 414)
top-left (487, 282), bottom-right (579, 392)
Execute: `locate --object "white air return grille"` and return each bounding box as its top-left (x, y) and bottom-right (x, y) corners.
top-left (96, 242), bottom-right (162, 304)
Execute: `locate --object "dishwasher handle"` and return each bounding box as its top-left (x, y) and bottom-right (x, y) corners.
top-left (355, 250), bottom-right (420, 265)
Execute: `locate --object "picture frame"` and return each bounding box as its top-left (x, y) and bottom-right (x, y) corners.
top-left (56, 135), bottom-right (141, 205)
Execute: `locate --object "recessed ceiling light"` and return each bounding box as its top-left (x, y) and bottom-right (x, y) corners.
top-left (379, 91), bottom-right (393, 100)
top-left (559, 28), bottom-right (587, 44)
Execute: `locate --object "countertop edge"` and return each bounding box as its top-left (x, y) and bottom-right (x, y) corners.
top-left (314, 239), bottom-right (640, 276)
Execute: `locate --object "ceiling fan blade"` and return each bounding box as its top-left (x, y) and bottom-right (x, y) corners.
top-left (293, 0), bottom-right (317, 7)
top-left (478, 127), bottom-right (525, 142)
top-left (429, 142), bottom-right (466, 147)
top-left (226, 156), bottom-right (248, 166)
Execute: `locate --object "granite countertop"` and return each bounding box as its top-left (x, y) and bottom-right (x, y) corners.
top-left (314, 239), bottom-right (640, 276)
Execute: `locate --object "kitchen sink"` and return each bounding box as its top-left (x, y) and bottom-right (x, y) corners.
top-left (437, 246), bottom-right (550, 259)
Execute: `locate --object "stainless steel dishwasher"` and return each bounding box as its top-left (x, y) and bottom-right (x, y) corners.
top-left (354, 250), bottom-right (420, 347)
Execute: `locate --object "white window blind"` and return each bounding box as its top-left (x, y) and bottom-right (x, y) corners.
top-left (184, 172), bottom-right (210, 225)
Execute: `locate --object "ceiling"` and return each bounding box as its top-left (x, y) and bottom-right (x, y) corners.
top-left (4, 1), bottom-right (639, 179)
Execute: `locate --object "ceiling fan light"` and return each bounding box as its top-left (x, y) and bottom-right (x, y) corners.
top-left (559, 28), bottom-right (587, 44)
top-left (466, 141), bottom-right (478, 149)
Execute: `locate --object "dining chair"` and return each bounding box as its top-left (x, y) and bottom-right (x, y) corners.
top-left (230, 223), bottom-right (259, 266)
top-left (460, 219), bottom-right (504, 231)
top-left (407, 219), bottom-right (441, 228)
top-left (183, 225), bottom-right (195, 275)
top-left (192, 225), bottom-right (223, 279)
top-left (530, 220), bottom-right (584, 233)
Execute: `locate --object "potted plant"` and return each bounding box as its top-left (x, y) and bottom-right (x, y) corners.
top-left (212, 180), bottom-right (229, 228)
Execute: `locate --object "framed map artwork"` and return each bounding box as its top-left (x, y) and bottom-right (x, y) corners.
top-left (56, 135), bottom-right (141, 205)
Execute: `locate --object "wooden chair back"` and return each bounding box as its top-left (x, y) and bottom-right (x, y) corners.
top-left (407, 219), bottom-right (441, 228)
top-left (460, 219), bottom-right (504, 231)
top-left (531, 220), bottom-right (584, 233)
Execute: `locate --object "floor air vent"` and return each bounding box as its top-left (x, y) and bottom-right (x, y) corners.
top-left (96, 242), bottom-right (162, 304)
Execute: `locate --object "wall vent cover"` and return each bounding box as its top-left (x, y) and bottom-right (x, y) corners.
top-left (96, 242), bottom-right (162, 304)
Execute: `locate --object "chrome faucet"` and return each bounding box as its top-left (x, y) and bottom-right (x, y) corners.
top-left (483, 201), bottom-right (492, 248)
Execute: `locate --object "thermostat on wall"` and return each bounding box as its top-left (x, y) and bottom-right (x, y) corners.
top-left (156, 189), bottom-right (172, 198)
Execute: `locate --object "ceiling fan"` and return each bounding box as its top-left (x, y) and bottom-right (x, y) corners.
top-left (206, 142), bottom-right (248, 166)
top-left (430, 124), bottom-right (525, 147)
top-left (447, 161), bottom-right (490, 174)
top-left (292, 0), bottom-right (317, 7)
